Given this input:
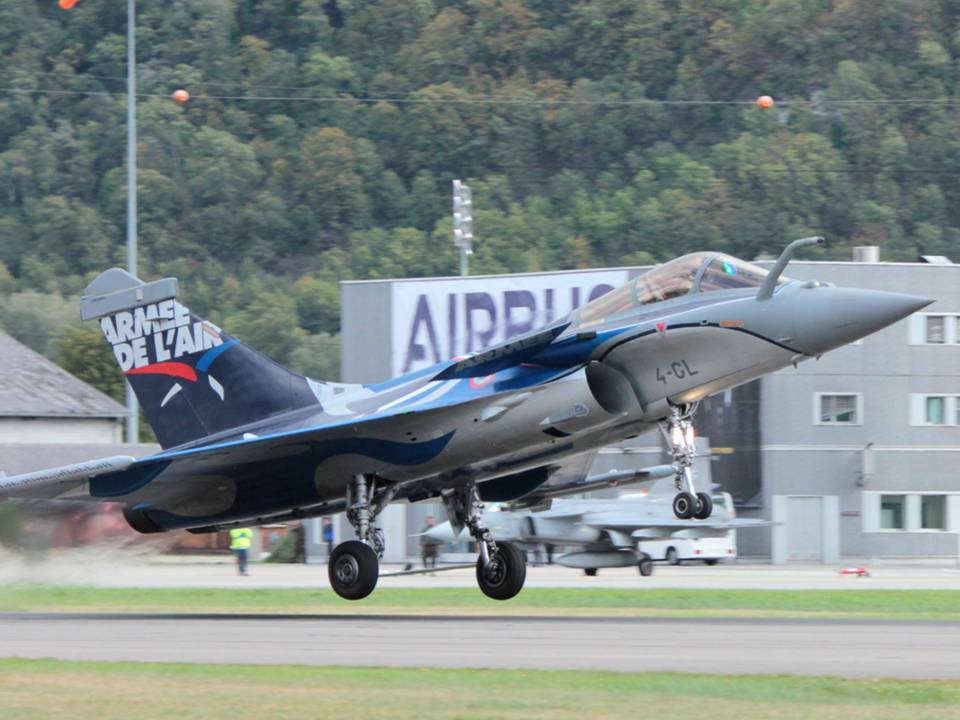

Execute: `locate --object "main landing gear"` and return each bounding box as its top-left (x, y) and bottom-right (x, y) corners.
top-left (660, 406), bottom-right (713, 521)
top-left (328, 474), bottom-right (398, 600)
top-left (327, 475), bottom-right (526, 601)
top-left (443, 483), bottom-right (526, 600)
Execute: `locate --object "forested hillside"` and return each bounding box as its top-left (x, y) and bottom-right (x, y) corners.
top-left (1, 0), bottom-right (959, 387)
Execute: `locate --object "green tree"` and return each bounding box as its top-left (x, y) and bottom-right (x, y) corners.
top-left (227, 291), bottom-right (306, 365)
top-left (55, 325), bottom-right (124, 403)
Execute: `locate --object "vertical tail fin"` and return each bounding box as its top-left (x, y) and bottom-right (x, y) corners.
top-left (81, 268), bottom-right (333, 449)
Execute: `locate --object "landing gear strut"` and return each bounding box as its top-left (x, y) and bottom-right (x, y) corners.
top-left (443, 483), bottom-right (526, 600)
top-left (660, 406), bottom-right (712, 520)
top-left (328, 474), bottom-right (397, 600)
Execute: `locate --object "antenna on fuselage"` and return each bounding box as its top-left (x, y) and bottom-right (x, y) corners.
top-left (757, 236), bottom-right (825, 300)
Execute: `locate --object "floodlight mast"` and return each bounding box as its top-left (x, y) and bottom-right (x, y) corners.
top-left (125, 0), bottom-right (139, 443)
top-left (452, 179), bottom-right (473, 276)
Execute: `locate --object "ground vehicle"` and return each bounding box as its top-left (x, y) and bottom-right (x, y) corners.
top-left (639, 493), bottom-right (737, 565)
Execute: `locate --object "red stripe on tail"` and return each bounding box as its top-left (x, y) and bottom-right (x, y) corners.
top-left (126, 362), bottom-right (198, 382)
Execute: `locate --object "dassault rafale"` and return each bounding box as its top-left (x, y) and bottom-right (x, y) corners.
top-left (0, 237), bottom-right (930, 601)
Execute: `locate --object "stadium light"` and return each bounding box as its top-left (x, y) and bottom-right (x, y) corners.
top-left (452, 179), bottom-right (473, 276)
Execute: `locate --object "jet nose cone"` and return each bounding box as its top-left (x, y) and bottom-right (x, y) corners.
top-left (885, 293), bottom-right (935, 317)
top-left (843, 290), bottom-right (933, 333)
top-left (793, 288), bottom-right (933, 354)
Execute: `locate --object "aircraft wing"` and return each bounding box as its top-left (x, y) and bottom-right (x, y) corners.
top-left (0, 404), bottom-right (454, 511)
top-left (0, 456), bottom-right (136, 500)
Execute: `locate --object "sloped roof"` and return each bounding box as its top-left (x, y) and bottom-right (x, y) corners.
top-left (0, 333), bottom-right (128, 418)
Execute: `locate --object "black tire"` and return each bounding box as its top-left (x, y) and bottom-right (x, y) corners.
top-left (665, 546), bottom-right (680, 566)
top-left (638, 553), bottom-right (654, 577)
top-left (476, 541), bottom-right (526, 600)
top-left (673, 492), bottom-right (695, 519)
top-left (704, 558), bottom-right (719, 566)
top-left (694, 492), bottom-right (713, 520)
top-left (328, 541), bottom-right (379, 600)
top-left (584, 568), bottom-right (598, 577)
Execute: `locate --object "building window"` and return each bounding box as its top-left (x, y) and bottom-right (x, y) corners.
top-left (921, 496), bottom-right (947, 530)
top-left (911, 313), bottom-right (960, 345)
top-left (911, 395), bottom-right (960, 426)
top-left (880, 495), bottom-right (906, 530)
top-left (926, 316), bottom-right (946, 343)
top-left (926, 396), bottom-right (947, 425)
top-left (817, 394), bottom-right (860, 425)
top-left (866, 492), bottom-right (955, 533)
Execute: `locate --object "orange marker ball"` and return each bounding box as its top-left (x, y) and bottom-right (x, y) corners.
top-left (59, 0), bottom-right (79, 9)
top-left (757, 95), bottom-right (774, 109)
top-left (172, 89), bottom-right (190, 104)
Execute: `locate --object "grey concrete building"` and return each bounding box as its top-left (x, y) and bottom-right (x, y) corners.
top-left (741, 259), bottom-right (960, 563)
top-left (320, 253), bottom-right (959, 564)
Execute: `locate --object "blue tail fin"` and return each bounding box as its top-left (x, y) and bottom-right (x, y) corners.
top-left (82, 268), bottom-right (342, 449)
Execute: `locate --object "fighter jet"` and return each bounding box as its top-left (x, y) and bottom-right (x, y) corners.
top-left (424, 485), bottom-right (772, 577)
top-left (0, 237), bottom-right (930, 601)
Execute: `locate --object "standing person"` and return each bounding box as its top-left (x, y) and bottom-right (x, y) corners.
top-left (420, 515), bottom-right (443, 573)
top-left (321, 517), bottom-right (334, 557)
top-left (230, 527), bottom-right (253, 576)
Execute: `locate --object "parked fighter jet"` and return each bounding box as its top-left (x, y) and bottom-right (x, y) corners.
top-left (0, 237), bottom-right (930, 601)
top-left (424, 487), bottom-right (771, 577)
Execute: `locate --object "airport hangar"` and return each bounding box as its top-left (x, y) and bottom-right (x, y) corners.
top-left (306, 248), bottom-right (960, 565)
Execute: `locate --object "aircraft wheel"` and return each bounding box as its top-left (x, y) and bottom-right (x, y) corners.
top-left (328, 541), bottom-right (379, 600)
top-left (665, 546), bottom-right (681, 566)
top-left (477, 541), bottom-right (526, 600)
top-left (694, 492), bottom-right (713, 520)
top-left (638, 553), bottom-right (654, 577)
top-left (673, 492), bottom-right (695, 519)
top-left (584, 568), bottom-right (598, 577)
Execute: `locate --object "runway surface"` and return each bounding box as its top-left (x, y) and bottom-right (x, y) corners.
top-left (6, 548), bottom-right (960, 590)
top-left (2, 613), bottom-right (958, 679)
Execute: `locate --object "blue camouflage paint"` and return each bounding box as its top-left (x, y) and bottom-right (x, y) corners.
top-left (97, 432), bottom-right (457, 529)
top-left (90, 461), bottom-right (172, 498)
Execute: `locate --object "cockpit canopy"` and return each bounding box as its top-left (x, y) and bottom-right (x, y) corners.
top-left (577, 252), bottom-right (783, 326)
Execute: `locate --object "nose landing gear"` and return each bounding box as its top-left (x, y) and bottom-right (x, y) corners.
top-left (660, 406), bottom-right (712, 520)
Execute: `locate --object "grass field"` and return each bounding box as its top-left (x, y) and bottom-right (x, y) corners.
top-left (2, 659), bottom-right (959, 720)
top-left (1, 585), bottom-right (959, 620)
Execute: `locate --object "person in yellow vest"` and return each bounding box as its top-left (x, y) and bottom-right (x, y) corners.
top-left (230, 527), bottom-right (253, 576)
